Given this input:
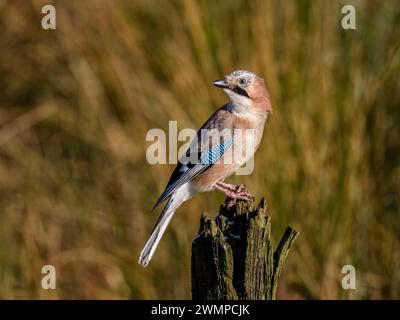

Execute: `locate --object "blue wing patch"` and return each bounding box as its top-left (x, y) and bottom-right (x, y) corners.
top-left (200, 137), bottom-right (233, 165)
top-left (152, 135), bottom-right (234, 211)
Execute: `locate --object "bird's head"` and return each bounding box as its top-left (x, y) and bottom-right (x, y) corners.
top-left (213, 70), bottom-right (272, 114)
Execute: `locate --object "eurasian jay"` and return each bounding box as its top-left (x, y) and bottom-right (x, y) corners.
top-left (139, 70), bottom-right (272, 267)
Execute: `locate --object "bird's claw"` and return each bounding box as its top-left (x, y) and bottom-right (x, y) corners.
top-left (215, 181), bottom-right (254, 203)
top-left (231, 184), bottom-right (254, 201)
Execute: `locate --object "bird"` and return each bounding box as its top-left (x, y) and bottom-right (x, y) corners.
top-left (139, 70), bottom-right (272, 267)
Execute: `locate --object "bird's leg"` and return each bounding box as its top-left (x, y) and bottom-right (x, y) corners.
top-left (214, 181), bottom-right (253, 201)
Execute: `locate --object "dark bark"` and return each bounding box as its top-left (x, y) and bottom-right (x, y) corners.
top-left (191, 196), bottom-right (299, 300)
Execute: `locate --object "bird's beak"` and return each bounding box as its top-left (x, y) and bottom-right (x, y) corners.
top-left (213, 79), bottom-right (230, 89)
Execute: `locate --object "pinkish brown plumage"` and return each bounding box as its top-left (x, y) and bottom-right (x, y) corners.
top-left (139, 70), bottom-right (272, 267)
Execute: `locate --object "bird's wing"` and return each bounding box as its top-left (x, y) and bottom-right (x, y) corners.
top-left (152, 105), bottom-right (234, 210)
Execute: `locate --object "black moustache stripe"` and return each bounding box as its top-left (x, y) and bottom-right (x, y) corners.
top-left (231, 86), bottom-right (249, 98)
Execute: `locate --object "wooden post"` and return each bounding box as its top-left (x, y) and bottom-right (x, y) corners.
top-left (191, 196), bottom-right (299, 300)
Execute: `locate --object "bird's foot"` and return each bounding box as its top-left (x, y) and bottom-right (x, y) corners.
top-left (214, 181), bottom-right (254, 202)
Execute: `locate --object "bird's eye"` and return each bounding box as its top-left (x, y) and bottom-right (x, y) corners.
top-left (238, 78), bottom-right (248, 86)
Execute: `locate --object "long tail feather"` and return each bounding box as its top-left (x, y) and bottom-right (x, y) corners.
top-left (138, 186), bottom-right (188, 267)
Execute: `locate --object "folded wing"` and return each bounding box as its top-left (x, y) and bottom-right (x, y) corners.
top-left (152, 105), bottom-right (234, 210)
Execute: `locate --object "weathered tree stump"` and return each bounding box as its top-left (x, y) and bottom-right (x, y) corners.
top-left (191, 196), bottom-right (299, 300)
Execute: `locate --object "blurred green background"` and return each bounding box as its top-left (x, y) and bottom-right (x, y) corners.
top-left (0, 0), bottom-right (399, 299)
